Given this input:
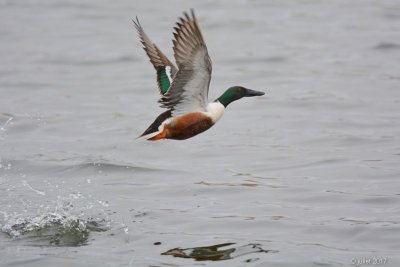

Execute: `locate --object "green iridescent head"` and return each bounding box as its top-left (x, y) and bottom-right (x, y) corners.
top-left (216, 86), bottom-right (265, 107)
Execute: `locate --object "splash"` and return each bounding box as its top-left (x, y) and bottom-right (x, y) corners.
top-left (1, 212), bottom-right (107, 246)
top-left (0, 192), bottom-right (109, 247)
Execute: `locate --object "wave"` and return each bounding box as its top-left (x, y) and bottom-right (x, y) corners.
top-left (1, 158), bottom-right (173, 176)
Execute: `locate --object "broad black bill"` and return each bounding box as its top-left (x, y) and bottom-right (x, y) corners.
top-left (244, 88), bottom-right (265, 97)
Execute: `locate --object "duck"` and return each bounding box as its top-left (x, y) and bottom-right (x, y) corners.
top-left (133, 10), bottom-right (265, 141)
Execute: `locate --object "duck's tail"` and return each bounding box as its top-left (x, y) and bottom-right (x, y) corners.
top-left (136, 110), bottom-right (172, 141)
top-left (146, 125), bottom-right (167, 141)
top-left (136, 126), bottom-right (166, 141)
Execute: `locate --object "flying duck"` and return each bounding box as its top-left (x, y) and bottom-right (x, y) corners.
top-left (133, 10), bottom-right (265, 140)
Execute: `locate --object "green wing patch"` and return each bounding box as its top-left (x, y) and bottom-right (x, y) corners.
top-left (157, 67), bottom-right (172, 94)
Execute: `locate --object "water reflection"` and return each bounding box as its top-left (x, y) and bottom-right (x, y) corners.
top-left (161, 242), bottom-right (278, 261)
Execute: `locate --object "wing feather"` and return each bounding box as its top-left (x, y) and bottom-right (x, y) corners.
top-left (159, 10), bottom-right (212, 115)
top-left (133, 17), bottom-right (178, 95)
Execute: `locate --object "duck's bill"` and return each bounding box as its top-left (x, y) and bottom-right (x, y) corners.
top-left (244, 88), bottom-right (265, 97)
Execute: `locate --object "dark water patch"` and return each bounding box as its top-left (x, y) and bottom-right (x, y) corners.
top-left (259, 56), bottom-right (287, 63)
top-left (1, 213), bottom-right (107, 247)
top-left (362, 159), bottom-right (383, 162)
top-left (227, 168), bottom-right (279, 180)
top-left (211, 215), bottom-right (256, 220)
top-left (0, 112), bottom-right (14, 119)
top-left (339, 217), bottom-right (399, 226)
top-left (326, 190), bottom-right (399, 199)
top-left (161, 242), bottom-right (278, 261)
top-left (373, 42), bottom-right (400, 50)
top-left (358, 196), bottom-right (400, 205)
top-left (196, 180), bottom-right (286, 189)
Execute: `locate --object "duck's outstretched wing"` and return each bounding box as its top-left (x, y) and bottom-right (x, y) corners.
top-left (133, 17), bottom-right (178, 95)
top-left (159, 10), bottom-right (212, 116)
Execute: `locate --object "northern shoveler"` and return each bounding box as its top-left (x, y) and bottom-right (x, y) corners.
top-left (133, 10), bottom-right (265, 141)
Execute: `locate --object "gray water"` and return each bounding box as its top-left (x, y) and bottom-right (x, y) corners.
top-left (1, 0), bottom-right (400, 266)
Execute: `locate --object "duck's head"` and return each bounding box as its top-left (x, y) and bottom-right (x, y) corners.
top-left (216, 86), bottom-right (265, 107)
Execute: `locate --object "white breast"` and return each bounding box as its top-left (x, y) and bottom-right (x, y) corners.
top-left (205, 102), bottom-right (225, 123)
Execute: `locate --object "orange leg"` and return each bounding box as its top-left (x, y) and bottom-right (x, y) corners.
top-left (147, 124), bottom-right (168, 141)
